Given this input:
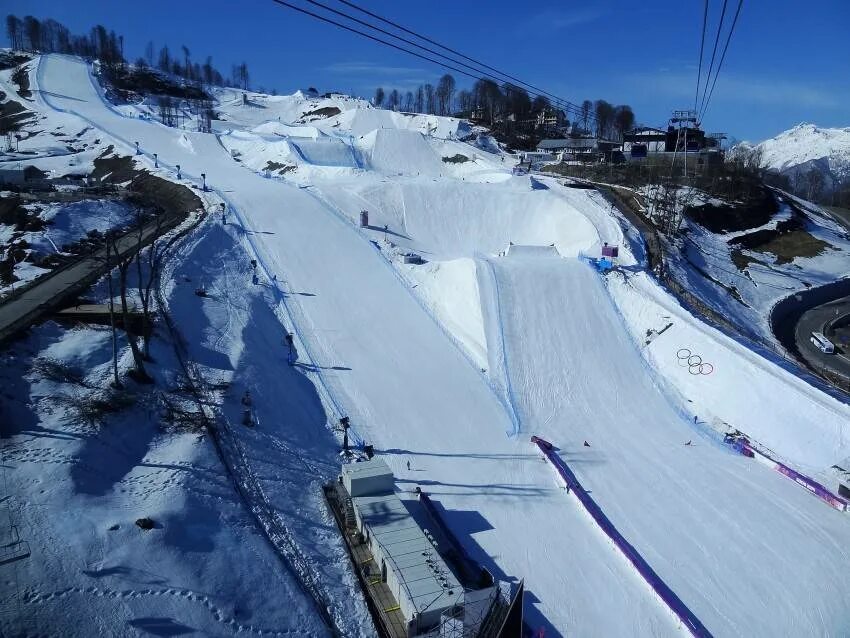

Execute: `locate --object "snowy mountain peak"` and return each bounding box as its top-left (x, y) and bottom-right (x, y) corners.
top-left (736, 123), bottom-right (850, 184)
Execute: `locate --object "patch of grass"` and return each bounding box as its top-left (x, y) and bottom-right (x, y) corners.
top-left (755, 230), bottom-right (832, 265)
top-left (442, 154), bottom-right (469, 164)
top-left (730, 248), bottom-right (763, 271)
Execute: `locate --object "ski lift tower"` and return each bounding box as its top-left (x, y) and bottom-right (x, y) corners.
top-left (669, 109), bottom-right (699, 178)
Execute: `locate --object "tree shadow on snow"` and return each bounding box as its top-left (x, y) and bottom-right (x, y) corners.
top-left (127, 617), bottom-right (196, 636)
top-left (380, 447), bottom-right (538, 462)
top-left (82, 564), bottom-right (169, 585)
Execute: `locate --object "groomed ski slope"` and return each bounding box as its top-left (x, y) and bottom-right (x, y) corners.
top-left (33, 53), bottom-right (850, 636)
top-left (35, 54), bottom-right (666, 635)
top-left (487, 252), bottom-right (850, 637)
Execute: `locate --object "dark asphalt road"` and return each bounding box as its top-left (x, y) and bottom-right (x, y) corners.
top-left (795, 295), bottom-right (850, 381)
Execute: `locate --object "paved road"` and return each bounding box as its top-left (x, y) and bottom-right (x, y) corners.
top-left (795, 295), bottom-right (850, 381)
top-left (0, 212), bottom-right (184, 344)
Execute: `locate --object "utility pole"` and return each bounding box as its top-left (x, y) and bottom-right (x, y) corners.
top-left (285, 332), bottom-right (294, 365)
top-left (105, 234), bottom-right (120, 387)
top-left (339, 416), bottom-right (351, 453)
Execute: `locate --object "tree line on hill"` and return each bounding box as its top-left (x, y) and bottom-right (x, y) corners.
top-left (372, 74), bottom-right (635, 148)
top-left (5, 14), bottom-right (250, 91)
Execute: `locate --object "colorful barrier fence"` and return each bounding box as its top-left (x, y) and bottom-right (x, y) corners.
top-left (530, 436), bottom-right (713, 638)
top-left (730, 437), bottom-right (848, 512)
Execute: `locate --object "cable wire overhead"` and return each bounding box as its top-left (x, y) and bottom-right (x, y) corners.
top-left (698, 0), bottom-right (729, 117)
top-left (269, 0), bottom-right (594, 125)
top-left (700, 0), bottom-right (744, 120)
top-left (695, 0), bottom-right (710, 113)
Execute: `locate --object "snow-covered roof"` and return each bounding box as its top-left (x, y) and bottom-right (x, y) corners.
top-left (353, 490), bottom-right (463, 621)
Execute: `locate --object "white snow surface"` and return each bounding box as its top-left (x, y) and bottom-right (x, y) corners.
top-left (5, 53), bottom-right (850, 637)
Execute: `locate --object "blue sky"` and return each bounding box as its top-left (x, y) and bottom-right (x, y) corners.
top-left (5, 0), bottom-right (849, 141)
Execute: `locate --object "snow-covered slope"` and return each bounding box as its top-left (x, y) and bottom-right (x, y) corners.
top-left (737, 123), bottom-right (850, 186)
top-left (8, 52), bottom-right (850, 637)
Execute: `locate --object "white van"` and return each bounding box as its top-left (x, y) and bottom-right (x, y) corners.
top-left (811, 332), bottom-right (835, 354)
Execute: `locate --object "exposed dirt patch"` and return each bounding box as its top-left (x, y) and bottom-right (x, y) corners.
top-left (127, 173), bottom-right (203, 217)
top-left (0, 92), bottom-right (35, 133)
top-left (685, 189), bottom-right (778, 233)
top-left (11, 64), bottom-right (31, 99)
top-left (730, 249), bottom-right (763, 271)
top-left (728, 207), bottom-right (834, 265)
top-left (299, 106), bottom-right (341, 120)
top-left (264, 161), bottom-right (296, 175)
top-left (730, 215), bottom-right (804, 249)
top-left (753, 231), bottom-right (831, 265)
top-left (92, 149), bottom-right (139, 183)
top-left (0, 52), bottom-right (31, 70)
top-left (0, 195), bottom-right (46, 231)
top-left (102, 65), bottom-right (209, 103)
top-left (442, 154), bottom-right (469, 164)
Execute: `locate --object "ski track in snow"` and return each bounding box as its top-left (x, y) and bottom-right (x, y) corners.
top-left (23, 585), bottom-right (304, 636)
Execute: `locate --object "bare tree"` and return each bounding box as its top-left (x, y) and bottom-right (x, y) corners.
top-left (109, 225), bottom-right (151, 383)
top-left (403, 91), bottom-right (413, 112)
top-left (414, 85), bottom-right (424, 113)
top-left (181, 44), bottom-right (191, 80)
top-left (424, 83), bottom-right (435, 115)
top-left (436, 73), bottom-right (456, 115)
top-left (373, 86), bottom-right (385, 108)
top-left (387, 88), bottom-right (400, 111)
top-left (6, 15), bottom-right (23, 51)
top-left (134, 211), bottom-right (167, 359)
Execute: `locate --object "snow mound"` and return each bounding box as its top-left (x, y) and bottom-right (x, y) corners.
top-left (503, 244), bottom-right (561, 258)
top-left (362, 129), bottom-right (443, 176)
top-left (289, 137), bottom-right (359, 168)
top-left (251, 121), bottom-right (321, 139)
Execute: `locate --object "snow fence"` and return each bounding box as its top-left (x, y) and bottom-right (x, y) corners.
top-left (531, 436), bottom-right (713, 638)
top-left (730, 437), bottom-right (848, 512)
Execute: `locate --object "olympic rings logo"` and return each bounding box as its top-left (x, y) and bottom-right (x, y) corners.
top-left (676, 348), bottom-right (714, 375)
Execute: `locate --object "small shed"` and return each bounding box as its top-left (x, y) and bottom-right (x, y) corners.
top-left (601, 243), bottom-right (619, 258)
top-left (342, 458), bottom-right (395, 497)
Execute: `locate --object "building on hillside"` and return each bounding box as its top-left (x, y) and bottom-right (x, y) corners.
top-left (537, 138), bottom-right (622, 163)
top-left (327, 457), bottom-right (523, 637)
top-left (0, 165), bottom-right (48, 187)
top-left (623, 127), bottom-right (667, 154)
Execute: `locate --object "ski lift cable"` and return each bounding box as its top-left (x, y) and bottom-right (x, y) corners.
top-left (700, 0), bottom-right (745, 121)
top-left (698, 0), bottom-right (729, 118)
top-left (269, 0), bottom-right (593, 124)
top-left (304, 0), bottom-right (573, 110)
top-left (695, 0), bottom-right (710, 113)
top-left (331, 0), bottom-right (587, 115)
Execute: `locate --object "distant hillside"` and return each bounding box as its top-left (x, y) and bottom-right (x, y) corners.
top-left (732, 124), bottom-right (850, 200)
